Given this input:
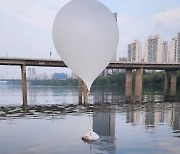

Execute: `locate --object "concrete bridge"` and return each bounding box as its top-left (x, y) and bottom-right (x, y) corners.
top-left (1, 57), bottom-right (180, 70)
top-left (0, 57), bottom-right (179, 107)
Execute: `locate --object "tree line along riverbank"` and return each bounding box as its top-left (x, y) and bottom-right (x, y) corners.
top-left (2, 71), bottom-right (180, 88)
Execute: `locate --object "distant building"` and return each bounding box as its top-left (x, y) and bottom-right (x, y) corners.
top-left (119, 57), bottom-right (127, 62)
top-left (128, 40), bottom-right (142, 62)
top-left (100, 69), bottom-right (108, 77)
top-left (162, 41), bottom-right (168, 63)
top-left (0, 81), bottom-right (7, 85)
top-left (144, 35), bottom-right (163, 63)
top-left (71, 72), bottom-right (78, 79)
top-left (36, 72), bottom-right (49, 80)
top-left (52, 73), bottom-right (67, 80)
top-left (27, 67), bottom-right (36, 80)
top-left (169, 32), bottom-right (180, 63)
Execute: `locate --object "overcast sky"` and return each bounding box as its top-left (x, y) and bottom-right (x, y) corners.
top-left (0, 0), bottom-right (180, 78)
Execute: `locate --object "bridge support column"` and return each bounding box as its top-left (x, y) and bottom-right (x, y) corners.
top-left (164, 71), bottom-right (169, 97)
top-left (170, 70), bottom-right (177, 97)
top-left (125, 69), bottom-right (132, 102)
top-left (83, 85), bottom-right (88, 106)
top-left (21, 64), bottom-right (28, 110)
top-left (78, 78), bottom-right (83, 104)
top-left (135, 68), bottom-right (143, 102)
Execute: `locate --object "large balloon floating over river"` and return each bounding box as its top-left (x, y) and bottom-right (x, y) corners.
top-left (53, 0), bottom-right (119, 92)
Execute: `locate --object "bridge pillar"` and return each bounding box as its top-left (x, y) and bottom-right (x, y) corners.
top-left (21, 64), bottom-right (28, 110)
top-left (83, 85), bottom-right (88, 106)
top-left (125, 69), bottom-right (132, 102)
top-left (164, 71), bottom-right (169, 97)
top-left (135, 68), bottom-right (143, 102)
top-left (170, 70), bottom-right (177, 97)
top-left (78, 78), bottom-right (83, 104)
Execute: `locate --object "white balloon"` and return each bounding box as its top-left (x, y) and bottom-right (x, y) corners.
top-left (53, 0), bottom-right (119, 91)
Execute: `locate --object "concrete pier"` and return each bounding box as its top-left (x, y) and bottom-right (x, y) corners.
top-left (125, 69), bottom-right (132, 102)
top-left (170, 70), bottom-right (177, 97)
top-left (78, 78), bottom-right (83, 104)
top-left (164, 71), bottom-right (169, 96)
top-left (135, 68), bottom-right (143, 102)
top-left (83, 85), bottom-right (88, 106)
top-left (21, 64), bottom-right (27, 109)
top-left (0, 57), bottom-right (180, 104)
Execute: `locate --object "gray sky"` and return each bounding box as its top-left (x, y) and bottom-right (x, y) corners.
top-left (0, 0), bottom-right (180, 78)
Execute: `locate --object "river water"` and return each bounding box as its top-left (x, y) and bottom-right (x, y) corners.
top-left (0, 85), bottom-right (179, 154)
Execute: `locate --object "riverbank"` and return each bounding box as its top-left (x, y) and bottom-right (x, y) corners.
top-left (1, 71), bottom-right (180, 87)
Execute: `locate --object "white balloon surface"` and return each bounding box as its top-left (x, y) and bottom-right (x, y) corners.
top-left (53, 0), bottom-right (119, 91)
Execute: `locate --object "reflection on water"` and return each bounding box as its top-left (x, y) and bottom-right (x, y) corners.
top-left (0, 85), bottom-right (79, 105)
top-left (0, 85), bottom-right (180, 105)
top-left (0, 102), bottom-right (179, 154)
top-left (0, 85), bottom-right (180, 154)
top-left (93, 109), bottom-right (116, 153)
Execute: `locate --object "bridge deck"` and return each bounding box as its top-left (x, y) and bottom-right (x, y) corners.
top-left (0, 57), bottom-right (180, 70)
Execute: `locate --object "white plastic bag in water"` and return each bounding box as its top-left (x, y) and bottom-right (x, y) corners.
top-left (82, 131), bottom-right (99, 141)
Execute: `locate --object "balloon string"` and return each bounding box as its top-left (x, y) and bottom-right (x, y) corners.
top-left (87, 89), bottom-right (92, 132)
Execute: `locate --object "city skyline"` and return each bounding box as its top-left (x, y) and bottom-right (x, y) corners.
top-left (128, 32), bottom-right (180, 63)
top-left (0, 0), bottom-right (180, 78)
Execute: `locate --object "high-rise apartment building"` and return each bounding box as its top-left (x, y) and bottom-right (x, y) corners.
top-left (144, 35), bottom-right (163, 63)
top-left (128, 40), bottom-right (142, 62)
top-left (169, 32), bottom-right (180, 63)
top-left (162, 41), bottom-right (168, 63)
